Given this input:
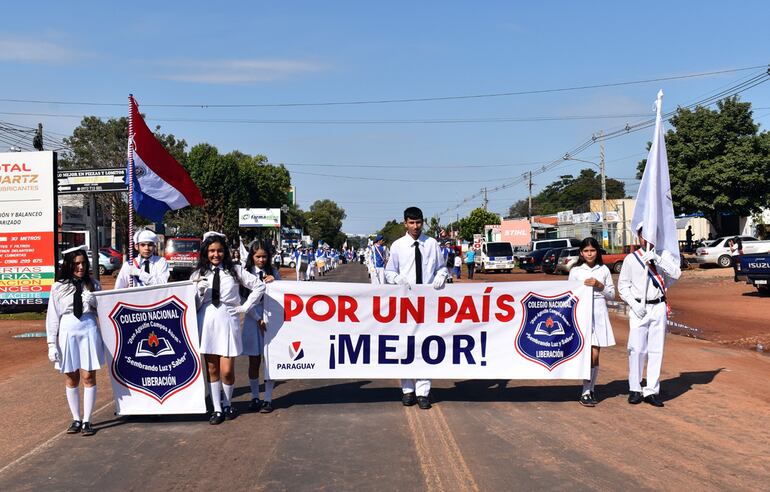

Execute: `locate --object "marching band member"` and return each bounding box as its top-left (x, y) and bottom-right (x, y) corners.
top-left (306, 247), bottom-right (316, 281)
top-left (46, 246), bottom-right (104, 436)
top-left (190, 232), bottom-right (265, 424)
top-left (618, 236), bottom-right (681, 407)
top-left (114, 229), bottom-right (170, 289)
top-left (568, 237), bottom-right (616, 406)
top-left (385, 207), bottom-right (449, 410)
top-left (294, 245), bottom-right (304, 282)
top-left (242, 239), bottom-right (280, 413)
top-left (371, 235), bottom-right (388, 284)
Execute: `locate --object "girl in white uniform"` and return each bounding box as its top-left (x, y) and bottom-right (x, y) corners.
top-left (190, 232), bottom-right (265, 425)
top-left (46, 245), bottom-right (104, 436)
top-left (242, 239), bottom-right (280, 413)
top-left (568, 237), bottom-right (616, 407)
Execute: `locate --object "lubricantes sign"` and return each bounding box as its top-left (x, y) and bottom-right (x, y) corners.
top-left (0, 152), bottom-right (57, 313)
top-left (94, 282), bottom-right (206, 415)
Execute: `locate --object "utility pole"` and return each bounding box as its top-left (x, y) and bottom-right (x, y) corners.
top-left (528, 171), bottom-right (534, 240)
top-left (600, 131), bottom-right (607, 249)
top-left (33, 123), bottom-right (44, 151)
top-left (482, 187), bottom-right (488, 210)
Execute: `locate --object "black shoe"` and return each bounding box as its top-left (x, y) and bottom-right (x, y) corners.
top-left (209, 411), bottom-right (225, 425)
top-left (248, 398), bottom-right (262, 412)
top-left (643, 394), bottom-right (665, 407)
top-left (402, 392), bottom-right (417, 407)
top-left (66, 420), bottom-right (82, 434)
top-left (81, 422), bottom-right (95, 436)
top-left (579, 393), bottom-right (595, 407)
top-left (417, 396), bottom-right (432, 410)
top-left (590, 391), bottom-right (599, 405)
top-left (223, 405), bottom-right (238, 420)
top-left (259, 401), bottom-right (274, 414)
top-left (628, 391), bottom-right (643, 404)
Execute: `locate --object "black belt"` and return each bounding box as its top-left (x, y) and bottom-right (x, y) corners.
top-left (635, 297), bottom-right (666, 304)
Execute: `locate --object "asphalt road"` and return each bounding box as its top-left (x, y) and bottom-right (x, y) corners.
top-left (1, 263), bottom-right (769, 491)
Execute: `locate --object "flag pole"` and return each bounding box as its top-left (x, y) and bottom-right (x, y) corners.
top-left (127, 94), bottom-right (135, 287)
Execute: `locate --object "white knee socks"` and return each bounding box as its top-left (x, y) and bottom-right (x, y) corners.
top-left (83, 386), bottom-right (96, 423)
top-left (66, 386), bottom-right (80, 421)
top-left (249, 378), bottom-right (261, 400)
top-left (264, 380), bottom-right (274, 402)
top-left (210, 381), bottom-right (222, 412)
top-left (222, 383), bottom-right (234, 408)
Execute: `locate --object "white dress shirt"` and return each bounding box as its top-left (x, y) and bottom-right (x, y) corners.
top-left (45, 279), bottom-right (101, 344)
top-left (618, 249), bottom-right (681, 303)
top-left (385, 233), bottom-right (448, 285)
top-left (190, 264), bottom-right (265, 309)
top-left (115, 255), bottom-right (170, 289)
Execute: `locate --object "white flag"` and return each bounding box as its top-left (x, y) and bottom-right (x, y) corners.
top-left (239, 237), bottom-right (248, 263)
top-left (631, 90), bottom-right (680, 264)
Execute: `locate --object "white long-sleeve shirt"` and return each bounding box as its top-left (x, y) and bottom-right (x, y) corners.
top-left (246, 266), bottom-right (281, 320)
top-left (45, 279), bottom-right (101, 343)
top-left (384, 233), bottom-right (448, 284)
top-left (618, 249), bottom-right (681, 304)
top-left (568, 263), bottom-right (615, 301)
top-left (114, 255), bottom-right (170, 289)
top-left (190, 264), bottom-right (265, 310)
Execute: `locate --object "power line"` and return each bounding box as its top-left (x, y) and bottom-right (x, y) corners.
top-left (0, 65), bottom-right (764, 108)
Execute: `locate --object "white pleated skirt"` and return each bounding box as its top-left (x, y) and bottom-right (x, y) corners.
top-left (198, 302), bottom-right (242, 357)
top-left (55, 313), bottom-right (104, 373)
top-left (590, 299), bottom-right (616, 347)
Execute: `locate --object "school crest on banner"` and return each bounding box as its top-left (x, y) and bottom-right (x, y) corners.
top-left (516, 292), bottom-right (584, 370)
top-left (94, 282), bottom-right (206, 415)
top-left (108, 296), bottom-right (200, 402)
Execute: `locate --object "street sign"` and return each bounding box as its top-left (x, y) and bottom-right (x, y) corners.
top-left (57, 168), bottom-right (127, 194)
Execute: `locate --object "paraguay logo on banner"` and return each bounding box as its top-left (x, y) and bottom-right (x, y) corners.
top-left (516, 292), bottom-right (584, 370)
top-left (108, 296), bottom-right (201, 403)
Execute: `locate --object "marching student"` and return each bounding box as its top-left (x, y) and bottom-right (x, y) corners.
top-left (453, 252), bottom-right (462, 279)
top-left (294, 245), bottom-right (304, 282)
top-left (385, 206), bottom-right (449, 410)
top-left (46, 246), bottom-right (104, 436)
top-left (306, 247), bottom-right (316, 281)
top-left (568, 237), bottom-right (616, 406)
top-left (618, 236), bottom-right (681, 407)
top-left (242, 239), bottom-right (280, 413)
top-left (371, 235), bottom-right (388, 284)
top-left (114, 229), bottom-right (170, 289)
top-left (190, 232), bottom-right (265, 425)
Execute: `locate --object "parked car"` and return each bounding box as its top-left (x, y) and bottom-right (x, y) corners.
top-left (693, 236), bottom-right (770, 267)
top-left (99, 246), bottom-right (123, 262)
top-left (476, 241), bottom-right (515, 273)
top-left (512, 245), bottom-right (531, 266)
top-left (736, 253), bottom-right (770, 294)
top-left (98, 251), bottom-right (121, 275)
top-left (520, 248), bottom-right (552, 273)
top-left (541, 248), bottom-right (566, 274)
top-left (280, 252), bottom-right (297, 268)
top-left (530, 238), bottom-right (581, 252)
top-left (554, 247), bottom-right (580, 275)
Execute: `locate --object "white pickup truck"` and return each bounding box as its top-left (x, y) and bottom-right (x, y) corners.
top-left (693, 236), bottom-right (770, 267)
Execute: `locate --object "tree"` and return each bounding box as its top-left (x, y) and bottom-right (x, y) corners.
top-left (166, 144), bottom-right (291, 239)
top-left (638, 96), bottom-right (770, 235)
top-left (458, 208), bottom-right (500, 241)
top-left (426, 216), bottom-right (442, 238)
top-left (60, 116), bottom-right (186, 252)
top-left (378, 219), bottom-right (406, 245)
top-left (507, 199), bottom-right (532, 218)
top-left (305, 199), bottom-right (347, 248)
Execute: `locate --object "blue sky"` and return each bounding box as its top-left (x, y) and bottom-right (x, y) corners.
top-left (1, 1), bottom-right (769, 234)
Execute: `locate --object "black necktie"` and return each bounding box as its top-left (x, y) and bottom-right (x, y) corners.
top-left (413, 241), bottom-right (423, 284)
top-left (73, 280), bottom-right (83, 319)
top-left (212, 268), bottom-right (221, 307)
top-left (144, 259), bottom-right (150, 273)
top-left (258, 271), bottom-right (265, 281)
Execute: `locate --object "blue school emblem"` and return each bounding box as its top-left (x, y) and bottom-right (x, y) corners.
top-left (107, 296), bottom-right (201, 403)
top-left (516, 292), bottom-right (584, 370)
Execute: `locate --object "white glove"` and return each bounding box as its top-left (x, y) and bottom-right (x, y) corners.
top-left (393, 274), bottom-right (411, 288)
top-left (47, 343), bottom-right (60, 363)
top-left (629, 301), bottom-right (647, 319)
top-left (130, 266), bottom-right (151, 281)
top-left (195, 278), bottom-right (209, 296)
top-left (432, 273), bottom-right (448, 290)
top-left (641, 250), bottom-right (659, 264)
top-left (82, 289), bottom-right (96, 308)
top-left (230, 305), bottom-right (248, 315)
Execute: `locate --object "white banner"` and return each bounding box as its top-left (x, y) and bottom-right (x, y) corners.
top-left (239, 207), bottom-right (281, 228)
top-left (94, 282), bottom-right (206, 415)
top-left (264, 281), bottom-right (592, 380)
